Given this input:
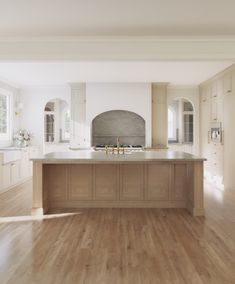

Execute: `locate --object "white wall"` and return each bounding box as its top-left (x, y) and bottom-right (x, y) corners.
top-left (167, 85), bottom-right (200, 155)
top-left (86, 83), bottom-right (152, 147)
top-left (20, 86), bottom-right (70, 153)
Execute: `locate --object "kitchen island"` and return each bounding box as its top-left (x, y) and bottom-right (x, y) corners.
top-left (31, 150), bottom-right (205, 216)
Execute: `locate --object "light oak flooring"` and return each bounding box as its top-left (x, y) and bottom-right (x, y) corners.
top-left (0, 180), bottom-right (235, 284)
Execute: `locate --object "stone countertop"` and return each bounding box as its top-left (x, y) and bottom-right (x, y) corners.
top-left (31, 150), bottom-right (206, 163)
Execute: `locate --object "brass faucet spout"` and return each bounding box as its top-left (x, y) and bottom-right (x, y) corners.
top-left (117, 137), bottom-right (120, 154)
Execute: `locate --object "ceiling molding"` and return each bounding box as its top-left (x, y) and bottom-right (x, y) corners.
top-left (1, 36), bottom-right (235, 61)
top-left (167, 84), bottom-right (199, 89)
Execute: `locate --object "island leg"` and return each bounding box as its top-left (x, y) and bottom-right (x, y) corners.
top-left (31, 162), bottom-right (44, 216)
top-left (191, 161), bottom-right (205, 216)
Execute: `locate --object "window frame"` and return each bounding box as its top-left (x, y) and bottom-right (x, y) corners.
top-left (0, 89), bottom-right (12, 143)
top-left (168, 106), bottom-right (177, 142)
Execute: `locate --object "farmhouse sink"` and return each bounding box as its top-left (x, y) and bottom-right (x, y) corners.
top-left (0, 149), bottom-right (22, 164)
top-left (0, 147), bottom-right (22, 151)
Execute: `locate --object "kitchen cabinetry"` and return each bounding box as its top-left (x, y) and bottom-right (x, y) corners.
top-left (2, 163), bottom-right (11, 189)
top-left (1, 161), bottom-right (20, 191)
top-left (0, 146), bottom-right (39, 194)
top-left (11, 161), bottom-right (20, 185)
top-left (223, 93), bottom-right (235, 190)
top-left (145, 164), bottom-right (169, 200)
top-left (94, 164), bottom-right (117, 200)
top-left (209, 79), bottom-right (224, 123)
top-left (40, 159), bottom-right (205, 216)
top-left (20, 148), bottom-right (30, 180)
top-left (223, 73), bottom-right (233, 95)
top-left (199, 68), bottom-right (235, 184)
top-left (68, 164), bottom-right (93, 200)
top-left (200, 85), bottom-right (211, 173)
top-left (120, 164), bottom-right (144, 200)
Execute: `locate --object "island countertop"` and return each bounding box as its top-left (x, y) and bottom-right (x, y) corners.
top-left (31, 150), bottom-right (206, 163)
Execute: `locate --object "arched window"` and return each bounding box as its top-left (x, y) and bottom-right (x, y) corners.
top-left (0, 93), bottom-right (10, 141)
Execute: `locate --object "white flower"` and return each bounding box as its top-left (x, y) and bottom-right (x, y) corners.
top-left (14, 129), bottom-right (32, 144)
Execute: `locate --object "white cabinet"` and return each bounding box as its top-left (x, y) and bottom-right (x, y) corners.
top-left (210, 79), bottom-right (224, 122)
top-left (200, 68), bottom-right (235, 187)
top-left (2, 164), bottom-right (11, 189)
top-left (223, 73), bottom-right (233, 95)
top-left (20, 149), bottom-right (30, 180)
top-left (1, 161), bottom-right (20, 192)
top-left (223, 93), bottom-right (235, 190)
top-left (0, 146), bottom-right (39, 193)
top-left (10, 161), bottom-right (20, 185)
top-left (211, 98), bottom-right (218, 121)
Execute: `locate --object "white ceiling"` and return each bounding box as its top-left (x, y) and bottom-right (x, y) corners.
top-left (1, 0), bottom-right (235, 36)
top-left (0, 61), bottom-right (233, 86)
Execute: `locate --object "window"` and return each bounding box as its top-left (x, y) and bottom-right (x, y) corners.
top-left (184, 114), bottom-right (193, 143)
top-left (168, 108), bottom-right (174, 139)
top-left (64, 110), bottom-right (70, 141)
top-left (44, 99), bottom-right (70, 143)
top-left (0, 93), bottom-right (10, 141)
top-left (44, 114), bottom-right (55, 142)
top-left (183, 101), bottom-right (194, 143)
top-left (168, 98), bottom-right (194, 145)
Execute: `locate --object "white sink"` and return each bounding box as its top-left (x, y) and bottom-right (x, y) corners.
top-left (0, 150), bottom-right (22, 164)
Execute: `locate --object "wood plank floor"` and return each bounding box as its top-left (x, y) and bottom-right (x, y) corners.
top-left (0, 180), bottom-right (235, 284)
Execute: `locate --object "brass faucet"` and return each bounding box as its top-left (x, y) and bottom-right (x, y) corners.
top-left (117, 137), bottom-right (120, 154)
top-left (117, 137), bottom-right (124, 154)
top-left (105, 139), bottom-right (124, 155)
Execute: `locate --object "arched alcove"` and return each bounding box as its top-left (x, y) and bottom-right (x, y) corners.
top-left (92, 110), bottom-right (145, 146)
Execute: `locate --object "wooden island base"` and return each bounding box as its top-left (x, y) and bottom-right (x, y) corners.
top-left (32, 160), bottom-right (204, 216)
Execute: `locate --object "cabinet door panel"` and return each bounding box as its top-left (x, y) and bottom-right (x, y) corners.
top-left (223, 73), bottom-right (232, 94)
top-left (44, 164), bottom-right (67, 201)
top-left (20, 150), bottom-right (30, 179)
top-left (3, 164), bottom-right (11, 189)
top-left (211, 98), bottom-right (218, 121)
top-left (120, 164), bottom-right (144, 200)
top-left (145, 164), bottom-right (170, 200)
top-left (11, 161), bottom-right (20, 185)
top-left (68, 165), bottom-right (92, 200)
top-left (172, 164), bottom-right (187, 201)
top-left (94, 165), bottom-right (117, 200)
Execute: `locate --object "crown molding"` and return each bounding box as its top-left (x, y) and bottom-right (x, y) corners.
top-left (167, 84), bottom-right (199, 89)
top-left (1, 36), bottom-right (235, 61)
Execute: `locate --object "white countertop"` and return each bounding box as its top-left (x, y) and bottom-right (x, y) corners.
top-left (31, 150), bottom-right (206, 163)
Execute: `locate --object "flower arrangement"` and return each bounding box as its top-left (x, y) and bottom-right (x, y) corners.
top-left (14, 129), bottom-right (32, 147)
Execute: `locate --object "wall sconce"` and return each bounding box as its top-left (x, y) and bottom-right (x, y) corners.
top-left (15, 102), bottom-right (24, 116)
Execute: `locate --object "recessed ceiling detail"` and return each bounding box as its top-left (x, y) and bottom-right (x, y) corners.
top-left (1, 0), bottom-right (235, 36)
top-left (0, 61), bottom-right (233, 86)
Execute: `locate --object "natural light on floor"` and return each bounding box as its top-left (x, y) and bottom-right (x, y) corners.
top-left (0, 212), bottom-right (83, 224)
